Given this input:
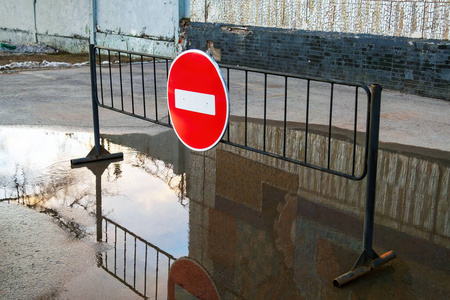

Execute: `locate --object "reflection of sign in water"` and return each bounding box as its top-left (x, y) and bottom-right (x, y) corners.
top-left (167, 49), bottom-right (230, 151)
top-left (168, 257), bottom-right (220, 300)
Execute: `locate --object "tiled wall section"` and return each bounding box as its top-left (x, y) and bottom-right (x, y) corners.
top-left (191, 0), bottom-right (450, 40)
top-left (187, 23), bottom-right (450, 100)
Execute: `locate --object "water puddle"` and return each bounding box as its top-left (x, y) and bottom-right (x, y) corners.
top-left (0, 125), bottom-right (449, 299)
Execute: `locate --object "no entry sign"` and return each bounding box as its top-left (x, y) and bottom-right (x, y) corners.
top-left (167, 49), bottom-right (229, 151)
top-left (168, 257), bottom-right (219, 300)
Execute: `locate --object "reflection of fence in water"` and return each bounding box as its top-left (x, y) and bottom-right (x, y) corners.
top-left (99, 216), bottom-right (176, 299)
top-left (224, 120), bottom-right (450, 248)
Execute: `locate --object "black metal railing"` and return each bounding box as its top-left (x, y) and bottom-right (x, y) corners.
top-left (92, 45), bottom-right (372, 180)
top-left (95, 46), bottom-right (172, 129)
top-left (77, 44), bottom-right (394, 287)
top-left (99, 216), bottom-right (176, 299)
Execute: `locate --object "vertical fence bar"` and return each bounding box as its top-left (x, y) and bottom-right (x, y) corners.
top-left (108, 50), bottom-right (114, 108)
top-left (129, 54), bottom-right (135, 114)
top-left (304, 79), bottom-right (310, 163)
top-left (114, 226), bottom-right (117, 274)
top-left (119, 52), bottom-right (124, 111)
top-left (133, 237), bottom-right (137, 288)
top-left (105, 219), bottom-right (108, 243)
top-left (96, 173), bottom-right (102, 243)
top-left (167, 59), bottom-right (171, 125)
top-left (98, 49), bottom-right (104, 105)
top-left (124, 232), bottom-right (127, 280)
top-left (263, 73), bottom-right (267, 151)
top-left (245, 70), bottom-right (248, 147)
top-left (105, 219), bottom-right (108, 268)
top-left (352, 87), bottom-right (359, 176)
top-left (144, 245), bottom-right (148, 297)
top-left (141, 56), bottom-right (147, 118)
top-left (225, 68), bottom-right (230, 141)
top-left (327, 83), bottom-right (334, 169)
top-left (227, 68), bottom-right (230, 141)
top-left (283, 76), bottom-right (288, 157)
top-left (89, 45), bottom-right (101, 156)
top-left (155, 251), bottom-right (159, 299)
top-left (153, 59), bottom-right (158, 121)
top-left (362, 84), bottom-right (382, 258)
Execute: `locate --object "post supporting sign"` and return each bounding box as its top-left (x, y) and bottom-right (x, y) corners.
top-left (167, 49), bottom-right (230, 151)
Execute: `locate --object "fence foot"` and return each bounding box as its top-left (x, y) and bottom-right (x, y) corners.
top-left (70, 145), bottom-right (123, 165)
top-left (333, 250), bottom-right (396, 287)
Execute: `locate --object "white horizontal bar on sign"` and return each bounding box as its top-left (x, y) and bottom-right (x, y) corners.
top-left (175, 89), bottom-right (215, 116)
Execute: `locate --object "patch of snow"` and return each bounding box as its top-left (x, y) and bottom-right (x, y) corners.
top-left (0, 60), bottom-right (89, 71)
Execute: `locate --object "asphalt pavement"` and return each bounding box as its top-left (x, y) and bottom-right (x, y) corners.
top-left (0, 64), bottom-right (449, 299)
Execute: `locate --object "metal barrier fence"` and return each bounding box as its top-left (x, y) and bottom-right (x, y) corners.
top-left (98, 216), bottom-right (175, 299)
top-left (72, 44), bottom-right (395, 287)
top-left (89, 45), bottom-right (373, 180)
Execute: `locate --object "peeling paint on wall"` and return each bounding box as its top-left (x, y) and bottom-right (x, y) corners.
top-left (190, 0), bottom-right (450, 40)
top-left (0, 0), bottom-right (184, 55)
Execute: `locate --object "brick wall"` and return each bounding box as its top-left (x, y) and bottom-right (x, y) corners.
top-left (186, 23), bottom-right (450, 101)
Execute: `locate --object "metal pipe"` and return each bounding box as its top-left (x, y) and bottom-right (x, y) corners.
top-left (119, 52), bottom-right (124, 110)
top-left (327, 83), bottom-right (334, 170)
top-left (245, 70), bottom-right (248, 146)
top-left (108, 50), bottom-right (114, 108)
top-left (227, 68), bottom-right (231, 141)
top-left (352, 86), bottom-right (359, 176)
top-left (153, 58), bottom-right (158, 120)
top-left (99, 49), bottom-right (104, 105)
top-left (70, 45), bottom-right (123, 165)
top-left (129, 53), bottom-right (135, 114)
top-left (263, 73), bottom-right (267, 151)
top-left (304, 79), bottom-right (310, 163)
top-left (283, 76), bottom-right (288, 157)
top-left (332, 84), bottom-right (394, 288)
top-left (90, 44), bottom-right (101, 156)
top-left (141, 56), bottom-right (146, 118)
top-left (363, 84), bottom-right (382, 256)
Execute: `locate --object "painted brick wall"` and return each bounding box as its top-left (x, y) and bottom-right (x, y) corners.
top-left (186, 23), bottom-right (450, 101)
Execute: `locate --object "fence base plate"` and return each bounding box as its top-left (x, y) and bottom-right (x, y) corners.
top-left (333, 250), bottom-right (396, 287)
top-left (71, 145), bottom-right (123, 165)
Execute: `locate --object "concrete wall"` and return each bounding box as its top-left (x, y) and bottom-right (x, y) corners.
top-left (0, 0), bottom-right (90, 52)
top-left (0, 0), bottom-right (38, 44)
top-left (191, 0), bottom-right (450, 40)
top-left (36, 0), bottom-right (91, 53)
top-left (95, 0), bottom-right (184, 56)
top-left (0, 0), bottom-right (188, 56)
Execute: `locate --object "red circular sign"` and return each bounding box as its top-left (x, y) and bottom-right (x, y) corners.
top-left (168, 257), bottom-right (220, 300)
top-left (167, 50), bottom-right (229, 151)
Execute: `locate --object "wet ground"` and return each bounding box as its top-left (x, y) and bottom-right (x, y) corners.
top-left (0, 60), bottom-right (449, 299)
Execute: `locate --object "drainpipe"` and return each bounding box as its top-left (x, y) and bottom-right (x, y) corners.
top-left (33, 0), bottom-right (38, 43)
top-left (90, 0), bottom-right (97, 44)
